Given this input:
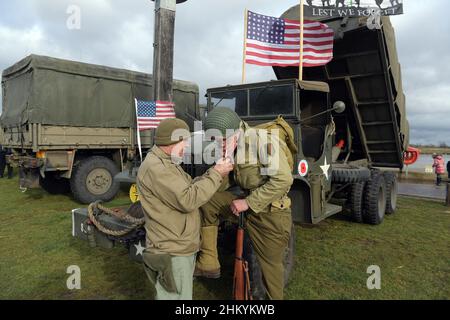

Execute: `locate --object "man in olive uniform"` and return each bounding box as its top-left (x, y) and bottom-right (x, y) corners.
top-left (137, 118), bottom-right (233, 300)
top-left (195, 108), bottom-right (294, 300)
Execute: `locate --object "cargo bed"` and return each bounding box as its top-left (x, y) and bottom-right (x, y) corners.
top-left (275, 10), bottom-right (408, 169)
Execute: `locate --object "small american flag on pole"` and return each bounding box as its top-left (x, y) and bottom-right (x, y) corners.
top-left (135, 99), bottom-right (176, 131)
top-left (245, 11), bottom-right (334, 67)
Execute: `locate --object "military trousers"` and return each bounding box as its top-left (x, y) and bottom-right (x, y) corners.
top-left (154, 254), bottom-right (196, 300)
top-left (201, 191), bottom-right (292, 300)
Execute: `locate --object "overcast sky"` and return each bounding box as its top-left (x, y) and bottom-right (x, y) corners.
top-left (0, 0), bottom-right (449, 145)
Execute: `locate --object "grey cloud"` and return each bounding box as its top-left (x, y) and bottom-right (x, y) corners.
top-left (0, 0), bottom-right (449, 145)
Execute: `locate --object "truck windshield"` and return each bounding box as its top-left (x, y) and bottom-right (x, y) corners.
top-left (210, 90), bottom-right (248, 117)
top-left (249, 85), bottom-right (294, 116)
top-left (209, 84), bottom-right (295, 118)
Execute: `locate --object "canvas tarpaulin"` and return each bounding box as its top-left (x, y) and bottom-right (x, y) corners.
top-left (1, 55), bottom-right (199, 128)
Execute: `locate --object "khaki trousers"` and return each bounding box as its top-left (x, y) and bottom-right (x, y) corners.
top-left (155, 254), bottom-right (196, 300)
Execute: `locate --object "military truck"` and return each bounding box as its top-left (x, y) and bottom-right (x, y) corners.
top-left (72, 12), bottom-right (408, 299)
top-left (0, 55), bottom-right (200, 204)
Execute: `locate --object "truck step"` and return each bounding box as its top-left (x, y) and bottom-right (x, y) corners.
top-left (325, 203), bottom-right (342, 218)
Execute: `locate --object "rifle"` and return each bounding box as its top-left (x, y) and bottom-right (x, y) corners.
top-left (232, 212), bottom-right (252, 300)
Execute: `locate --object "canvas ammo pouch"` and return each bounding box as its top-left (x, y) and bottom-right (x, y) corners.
top-left (142, 251), bottom-right (178, 294)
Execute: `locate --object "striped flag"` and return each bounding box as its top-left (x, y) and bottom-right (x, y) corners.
top-left (245, 10), bottom-right (334, 67)
top-left (135, 99), bottom-right (176, 131)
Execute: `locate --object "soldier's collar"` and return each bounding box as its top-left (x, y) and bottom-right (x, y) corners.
top-left (152, 145), bottom-right (172, 161)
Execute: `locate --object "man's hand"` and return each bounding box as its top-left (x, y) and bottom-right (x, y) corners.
top-left (213, 158), bottom-right (234, 177)
top-left (230, 199), bottom-right (249, 216)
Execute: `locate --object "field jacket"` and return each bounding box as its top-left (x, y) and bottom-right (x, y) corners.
top-left (137, 146), bottom-right (223, 256)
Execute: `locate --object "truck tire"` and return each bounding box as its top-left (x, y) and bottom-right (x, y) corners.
top-left (332, 166), bottom-right (371, 184)
top-left (40, 173), bottom-right (71, 195)
top-left (70, 156), bottom-right (120, 204)
top-left (363, 173), bottom-right (387, 225)
top-left (243, 225), bottom-right (296, 300)
top-left (349, 182), bottom-right (365, 223)
top-left (384, 172), bottom-right (398, 215)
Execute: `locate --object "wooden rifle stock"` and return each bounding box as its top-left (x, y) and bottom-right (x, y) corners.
top-left (233, 212), bottom-right (252, 300)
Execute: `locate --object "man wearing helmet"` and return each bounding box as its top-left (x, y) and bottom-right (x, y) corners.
top-left (195, 107), bottom-right (294, 300)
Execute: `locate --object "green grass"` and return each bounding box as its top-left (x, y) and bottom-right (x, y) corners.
top-left (0, 173), bottom-right (449, 300)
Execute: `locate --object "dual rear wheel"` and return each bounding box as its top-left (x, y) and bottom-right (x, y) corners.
top-left (348, 171), bottom-right (398, 225)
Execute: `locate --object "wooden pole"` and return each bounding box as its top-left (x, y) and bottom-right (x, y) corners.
top-left (242, 9), bottom-right (248, 84)
top-left (299, 0), bottom-right (305, 81)
top-left (153, 0), bottom-right (177, 103)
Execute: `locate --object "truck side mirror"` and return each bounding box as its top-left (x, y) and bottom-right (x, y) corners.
top-left (333, 101), bottom-right (346, 114)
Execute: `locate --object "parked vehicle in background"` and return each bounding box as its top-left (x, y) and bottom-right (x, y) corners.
top-left (0, 55), bottom-right (199, 204)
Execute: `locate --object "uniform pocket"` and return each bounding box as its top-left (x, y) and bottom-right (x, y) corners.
top-left (271, 196), bottom-right (292, 211)
top-left (269, 209), bottom-right (292, 243)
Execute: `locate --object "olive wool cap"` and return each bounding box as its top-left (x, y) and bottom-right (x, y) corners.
top-left (204, 107), bottom-right (242, 137)
top-left (154, 118), bottom-right (190, 146)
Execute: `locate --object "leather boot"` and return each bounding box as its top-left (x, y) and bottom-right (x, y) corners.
top-left (194, 226), bottom-right (221, 279)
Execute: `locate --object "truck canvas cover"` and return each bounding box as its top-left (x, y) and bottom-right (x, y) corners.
top-left (275, 6), bottom-right (409, 168)
top-left (1, 55), bottom-right (199, 128)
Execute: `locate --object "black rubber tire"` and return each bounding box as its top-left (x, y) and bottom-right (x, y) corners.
top-left (332, 166), bottom-right (371, 184)
top-left (39, 173), bottom-right (71, 195)
top-left (384, 172), bottom-right (398, 215)
top-left (363, 172), bottom-right (387, 225)
top-left (243, 224), bottom-right (296, 300)
top-left (70, 156), bottom-right (120, 204)
top-left (349, 182), bottom-right (366, 223)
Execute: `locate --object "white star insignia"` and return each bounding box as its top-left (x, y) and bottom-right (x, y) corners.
top-left (134, 241), bottom-right (145, 256)
top-left (320, 157), bottom-right (331, 180)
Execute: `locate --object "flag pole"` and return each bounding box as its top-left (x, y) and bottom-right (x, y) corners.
top-left (134, 98), bottom-right (143, 162)
top-left (299, 0), bottom-right (305, 81)
top-left (242, 9), bottom-right (249, 84)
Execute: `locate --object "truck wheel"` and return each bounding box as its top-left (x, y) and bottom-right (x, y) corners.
top-left (349, 182), bottom-right (365, 223)
top-left (70, 156), bottom-right (120, 204)
top-left (332, 166), bottom-right (371, 184)
top-left (384, 172), bottom-right (398, 214)
top-left (243, 225), bottom-right (296, 300)
top-left (363, 173), bottom-right (387, 225)
top-left (40, 173), bottom-right (71, 195)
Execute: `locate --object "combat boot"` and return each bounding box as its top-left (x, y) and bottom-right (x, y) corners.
top-left (194, 226), bottom-right (221, 279)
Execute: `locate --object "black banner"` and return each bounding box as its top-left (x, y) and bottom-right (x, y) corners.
top-left (304, 0), bottom-right (404, 18)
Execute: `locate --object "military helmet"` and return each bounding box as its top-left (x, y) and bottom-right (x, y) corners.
top-left (154, 118), bottom-right (190, 146)
top-left (204, 107), bottom-right (242, 138)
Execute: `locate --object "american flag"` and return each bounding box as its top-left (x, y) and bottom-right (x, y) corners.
top-left (135, 99), bottom-right (176, 131)
top-left (245, 11), bottom-right (334, 67)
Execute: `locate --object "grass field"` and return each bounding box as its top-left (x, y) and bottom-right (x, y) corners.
top-left (0, 174), bottom-right (449, 300)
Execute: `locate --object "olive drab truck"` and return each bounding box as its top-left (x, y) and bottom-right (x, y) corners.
top-left (207, 12), bottom-right (409, 227)
top-left (0, 55), bottom-right (200, 204)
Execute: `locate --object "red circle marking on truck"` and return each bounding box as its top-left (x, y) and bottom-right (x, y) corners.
top-left (298, 160), bottom-right (308, 177)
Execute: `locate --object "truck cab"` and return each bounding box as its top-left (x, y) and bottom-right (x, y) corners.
top-left (206, 79), bottom-right (349, 224)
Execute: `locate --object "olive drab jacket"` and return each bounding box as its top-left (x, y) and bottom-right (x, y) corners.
top-left (137, 146), bottom-right (223, 256)
top-left (230, 121), bottom-right (294, 213)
